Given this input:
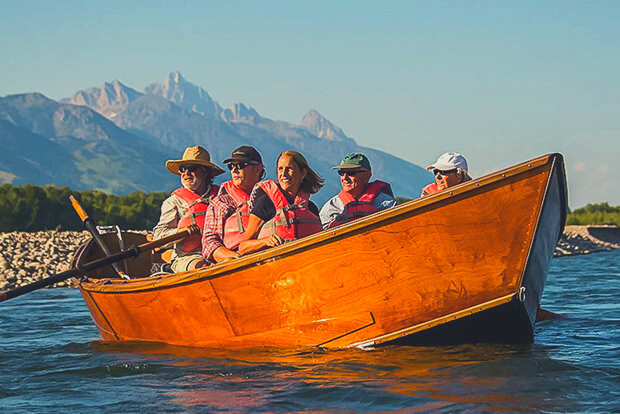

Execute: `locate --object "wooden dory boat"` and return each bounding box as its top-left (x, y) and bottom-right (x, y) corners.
top-left (75, 153), bottom-right (567, 349)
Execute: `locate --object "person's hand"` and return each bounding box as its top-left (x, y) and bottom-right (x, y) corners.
top-left (265, 234), bottom-right (284, 247)
top-left (184, 224), bottom-right (201, 235)
top-left (221, 252), bottom-right (242, 262)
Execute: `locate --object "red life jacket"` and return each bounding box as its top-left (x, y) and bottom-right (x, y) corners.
top-left (173, 184), bottom-right (219, 253)
top-left (327, 180), bottom-right (392, 229)
top-left (421, 183), bottom-right (439, 197)
top-left (256, 180), bottom-right (322, 241)
top-left (221, 180), bottom-right (251, 250)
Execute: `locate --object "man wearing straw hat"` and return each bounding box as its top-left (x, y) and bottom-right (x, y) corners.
top-left (153, 145), bottom-right (225, 272)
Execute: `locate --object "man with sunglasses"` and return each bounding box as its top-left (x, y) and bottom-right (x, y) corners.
top-left (202, 146), bottom-right (265, 263)
top-left (153, 145), bottom-right (225, 272)
top-left (421, 152), bottom-right (472, 197)
top-left (319, 152), bottom-right (396, 229)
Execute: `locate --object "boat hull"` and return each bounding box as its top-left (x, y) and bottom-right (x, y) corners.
top-left (78, 154), bottom-right (567, 348)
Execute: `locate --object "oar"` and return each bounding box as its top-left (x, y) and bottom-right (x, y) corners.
top-left (536, 307), bottom-right (565, 322)
top-left (0, 229), bottom-right (191, 304)
top-left (69, 195), bottom-right (125, 279)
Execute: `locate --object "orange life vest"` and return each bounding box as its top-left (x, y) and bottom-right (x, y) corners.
top-left (173, 184), bottom-right (219, 253)
top-left (327, 180), bottom-right (392, 229)
top-left (221, 181), bottom-right (251, 250)
top-left (256, 180), bottom-right (322, 241)
top-left (421, 182), bottom-right (439, 197)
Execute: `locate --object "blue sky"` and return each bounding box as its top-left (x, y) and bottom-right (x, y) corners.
top-left (1, 0), bottom-right (618, 207)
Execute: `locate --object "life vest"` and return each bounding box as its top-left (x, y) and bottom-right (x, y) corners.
top-left (421, 183), bottom-right (439, 197)
top-left (173, 184), bottom-right (219, 253)
top-left (256, 180), bottom-right (322, 241)
top-left (327, 180), bottom-right (392, 229)
top-left (221, 180), bottom-right (251, 250)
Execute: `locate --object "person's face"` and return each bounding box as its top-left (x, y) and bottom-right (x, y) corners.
top-left (433, 168), bottom-right (461, 190)
top-left (180, 165), bottom-right (209, 192)
top-left (227, 161), bottom-right (263, 193)
top-left (277, 155), bottom-right (307, 195)
top-left (339, 168), bottom-right (371, 198)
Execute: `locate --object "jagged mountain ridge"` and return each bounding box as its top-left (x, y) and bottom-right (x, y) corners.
top-left (301, 109), bottom-right (353, 143)
top-left (61, 80), bottom-right (142, 119)
top-left (1, 73), bottom-right (430, 203)
top-left (0, 93), bottom-right (177, 193)
top-left (144, 71), bottom-right (222, 119)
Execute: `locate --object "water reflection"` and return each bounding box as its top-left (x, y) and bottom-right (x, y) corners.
top-left (91, 341), bottom-right (570, 412)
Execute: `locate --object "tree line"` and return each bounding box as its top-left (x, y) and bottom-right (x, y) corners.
top-left (0, 184), bottom-right (617, 232)
top-left (566, 202), bottom-right (620, 226)
top-left (0, 184), bottom-right (168, 232)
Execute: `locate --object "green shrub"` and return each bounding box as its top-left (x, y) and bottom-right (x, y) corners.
top-left (0, 184), bottom-right (168, 232)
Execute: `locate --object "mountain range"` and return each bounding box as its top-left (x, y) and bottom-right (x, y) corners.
top-left (0, 71), bottom-right (430, 204)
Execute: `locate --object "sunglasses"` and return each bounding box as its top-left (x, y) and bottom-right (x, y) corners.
top-left (179, 165), bottom-right (201, 174)
top-left (227, 162), bottom-right (258, 171)
top-left (433, 168), bottom-right (457, 176)
top-left (338, 169), bottom-right (367, 177)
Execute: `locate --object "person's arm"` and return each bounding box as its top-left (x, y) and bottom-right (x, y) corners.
top-left (152, 196), bottom-right (181, 240)
top-left (319, 204), bottom-right (332, 229)
top-left (374, 192), bottom-right (397, 210)
top-left (202, 200), bottom-right (238, 262)
top-left (237, 214), bottom-right (284, 255)
top-left (212, 246), bottom-right (239, 262)
top-left (237, 187), bottom-right (284, 255)
top-left (319, 196), bottom-right (343, 229)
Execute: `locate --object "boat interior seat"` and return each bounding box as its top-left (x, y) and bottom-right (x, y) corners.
top-left (72, 231), bottom-right (164, 279)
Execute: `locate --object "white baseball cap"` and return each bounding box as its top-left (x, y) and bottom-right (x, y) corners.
top-left (427, 152), bottom-right (468, 172)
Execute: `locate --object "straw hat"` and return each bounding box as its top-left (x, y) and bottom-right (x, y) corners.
top-left (165, 146), bottom-right (225, 176)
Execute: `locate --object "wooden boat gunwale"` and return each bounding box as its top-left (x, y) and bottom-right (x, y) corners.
top-left (79, 153), bottom-right (563, 295)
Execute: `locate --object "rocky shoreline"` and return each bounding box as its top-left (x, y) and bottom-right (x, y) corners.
top-left (0, 231), bottom-right (91, 291)
top-left (554, 225), bottom-right (620, 257)
top-left (1, 226), bottom-right (618, 292)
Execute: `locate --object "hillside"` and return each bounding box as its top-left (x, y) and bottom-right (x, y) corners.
top-left (1, 72), bottom-right (431, 204)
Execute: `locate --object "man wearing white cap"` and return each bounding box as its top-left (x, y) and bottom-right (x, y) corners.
top-left (153, 145), bottom-right (225, 272)
top-left (421, 152), bottom-right (472, 197)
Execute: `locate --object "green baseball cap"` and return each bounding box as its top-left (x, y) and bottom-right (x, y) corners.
top-left (332, 153), bottom-right (372, 172)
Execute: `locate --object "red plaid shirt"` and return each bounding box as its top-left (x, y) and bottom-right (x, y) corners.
top-left (202, 193), bottom-right (239, 262)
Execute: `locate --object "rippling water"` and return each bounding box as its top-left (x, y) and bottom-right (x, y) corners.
top-left (1, 251), bottom-right (618, 413)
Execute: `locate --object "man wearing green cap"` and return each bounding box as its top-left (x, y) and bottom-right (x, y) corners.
top-left (319, 153), bottom-right (396, 229)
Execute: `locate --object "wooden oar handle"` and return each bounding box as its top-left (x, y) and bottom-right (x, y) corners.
top-left (70, 195), bottom-right (124, 278)
top-left (140, 229), bottom-right (191, 251)
top-left (69, 195), bottom-right (89, 222)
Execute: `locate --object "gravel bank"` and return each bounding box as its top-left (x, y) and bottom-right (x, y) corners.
top-left (1, 226), bottom-right (618, 292)
top-left (554, 225), bottom-right (620, 257)
top-left (0, 231), bottom-right (91, 291)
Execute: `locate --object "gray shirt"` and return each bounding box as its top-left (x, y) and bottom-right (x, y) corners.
top-left (319, 189), bottom-right (396, 229)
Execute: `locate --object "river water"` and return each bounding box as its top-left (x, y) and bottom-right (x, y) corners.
top-left (1, 251), bottom-right (618, 413)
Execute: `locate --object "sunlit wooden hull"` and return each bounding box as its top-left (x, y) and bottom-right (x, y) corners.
top-left (77, 154), bottom-right (567, 348)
